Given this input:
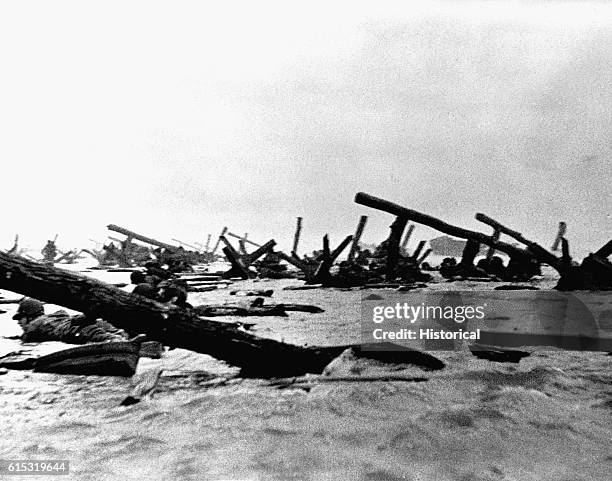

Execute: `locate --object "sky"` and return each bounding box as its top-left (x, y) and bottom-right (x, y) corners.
top-left (0, 1), bottom-right (610, 259)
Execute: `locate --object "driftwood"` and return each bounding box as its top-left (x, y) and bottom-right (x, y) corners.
top-left (0, 252), bottom-right (356, 377)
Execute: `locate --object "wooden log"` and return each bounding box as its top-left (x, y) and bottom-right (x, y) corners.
top-left (238, 238), bottom-right (248, 256)
top-left (0, 251), bottom-right (353, 377)
top-left (347, 215), bottom-right (368, 262)
top-left (595, 240), bottom-right (612, 259)
top-left (474, 213), bottom-right (558, 268)
top-left (107, 224), bottom-right (177, 251)
top-left (386, 216), bottom-right (408, 280)
top-left (330, 235), bottom-right (353, 262)
top-left (400, 225), bottom-right (415, 251)
top-left (355, 192), bottom-right (563, 273)
top-left (551, 222), bottom-right (567, 252)
top-left (411, 240), bottom-right (426, 262)
top-left (171, 239), bottom-right (199, 251)
top-left (310, 235), bottom-right (333, 283)
top-left (322, 235), bottom-right (331, 262)
top-left (276, 251), bottom-right (311, 273)
top-left (227, 231), bottom-right (261, 248)
top-left (460, 239), bottom-right (480, 267)
top-left (292, 217), bottom-right (303, 255)
top-left (220, 237), bottom-right (251, 279)
top-left (204, 234), bottom-right (212, 253)
top-left (485, 229), bottom-right (500, 261)
top-left (561, 237), bottom-right (572, 270)
top-left (211, 227), bottom-right (228, 254)
top-left (416, 248), bottom-right (432, 265)
top-left (244, 240), bottom-right (276, 266)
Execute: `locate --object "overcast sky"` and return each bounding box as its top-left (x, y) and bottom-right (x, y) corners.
top-left (1, 1), bottom-right (610, 258)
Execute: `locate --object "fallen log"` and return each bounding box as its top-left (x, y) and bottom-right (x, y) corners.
top-left (0, 252), bottom-right (355, 377)
top-left (355, 192), bottom-right (563, 273)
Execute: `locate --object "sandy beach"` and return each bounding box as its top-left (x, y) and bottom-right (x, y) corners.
top-left (1, 267), bottom-right (610, 481)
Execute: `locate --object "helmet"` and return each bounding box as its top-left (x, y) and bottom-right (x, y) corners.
top-left (13, 298), bottom-right (45, 321)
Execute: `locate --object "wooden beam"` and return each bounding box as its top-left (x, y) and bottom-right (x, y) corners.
top-left (211, 227), bottom-right (228, 254)
top-left (347, 215), bottom-right (368, 262)
top-left (416, 248), bottom-right (432, 265)
top-left (244, 240), bottom-right (276, 266)
top-left (292, 217), bottom-right (303, 255)
top-left (474, 213), bottom-right (557, 267)
top-left (400, 224), bottom-right (415, 251)
top-left (410, 240), bottom-right (426, 262)
top-left (594, 240), bottom-right (612, 259)
top-left (386, 216), bottom-right (408, 280)
top-left (171, 239), bottom-right (199, 251)
top-left (204, 234), bottom-right (212, 253)
top-left (355, 192), bottom-right (562, 273)
top-left (0, 251), bottom-right (350, 377)
top-left (551, 222), bottom-right (567, 252)
top-left (107, 225), bottom-right (176, 251)
top-left (330, 235), bottom-right (353, 262)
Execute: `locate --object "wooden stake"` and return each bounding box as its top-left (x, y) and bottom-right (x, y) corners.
top-left (551, 222), bottom-right (567, 252)
top-left (411, 240), bottom-right (426, 262)
top-left (347, 215), bottom-right (368, 262)
top-left (107, 224), bottom-right (176, 251)
top-left (211, 227), bottom-right (228, 254)
top-left (355, 193), bottom-right (562, 273)
top-left (292, 217), bottom-right (303, 256)
top-left (400, 224), bottom-right (415, 251)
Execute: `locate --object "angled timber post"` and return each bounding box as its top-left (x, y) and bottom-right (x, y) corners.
top-left (292, 217), bottom-right (303, 257)
top-left (551, 222), bottom-right (567, 252)
top-left (347, 215), bottom-right (367, 262)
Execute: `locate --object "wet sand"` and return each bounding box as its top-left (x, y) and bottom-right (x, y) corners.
top-left (0, 268), bottom-right (610, 480)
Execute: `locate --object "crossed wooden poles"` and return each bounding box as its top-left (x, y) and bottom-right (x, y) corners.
top-left (354, 192), bottom-right (612, 289)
